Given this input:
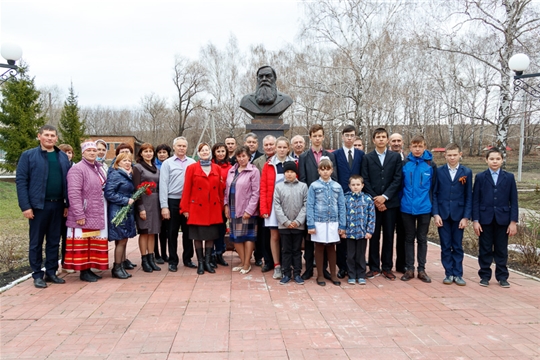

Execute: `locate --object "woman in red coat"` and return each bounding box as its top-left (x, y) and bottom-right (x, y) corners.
top-left (180, 143), bottom-right (225, 274)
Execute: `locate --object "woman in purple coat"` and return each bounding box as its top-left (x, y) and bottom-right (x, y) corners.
top-left (64, 141), bottom-right (108, 282)
top-left (224, 146), bottom-right (260, 274)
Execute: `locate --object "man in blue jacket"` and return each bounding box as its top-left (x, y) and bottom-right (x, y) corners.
top-left (16, 125), bottom-right (71, 288)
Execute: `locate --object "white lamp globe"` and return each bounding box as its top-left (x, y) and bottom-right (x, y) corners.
top-left (1, 43), bottom-right (23, 65)
top-left (509, 53), bottom-right (530, 73)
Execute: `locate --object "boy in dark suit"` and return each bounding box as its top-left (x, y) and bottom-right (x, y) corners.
top-left (472, 148), bottom-right (518, 288)
top-left (333, 125), bottom-right (364, 279)
top-left (432, 143), bottom-right (472, 286)
top-left (361, 128), bottom-right (402, 281)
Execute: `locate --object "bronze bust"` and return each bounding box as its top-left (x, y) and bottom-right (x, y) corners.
top-left (240, 66), bottom-right (293, 118)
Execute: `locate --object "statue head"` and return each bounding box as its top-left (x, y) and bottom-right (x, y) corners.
top-left (255, 66), bottom-right (278, 105)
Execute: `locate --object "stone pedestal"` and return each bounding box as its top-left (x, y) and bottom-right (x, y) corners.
top-left (245, 116), bottom-right (290, 151)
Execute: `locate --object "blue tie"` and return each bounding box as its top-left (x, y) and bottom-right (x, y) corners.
top-left (491, 171), bottom-right (498, 185)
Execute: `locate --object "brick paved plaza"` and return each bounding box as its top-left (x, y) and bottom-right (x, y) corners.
top-left (1, 241), bottom-right (539, 359)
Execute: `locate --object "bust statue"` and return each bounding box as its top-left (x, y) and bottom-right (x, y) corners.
top-left (240, 66), bottom-right (293, 118)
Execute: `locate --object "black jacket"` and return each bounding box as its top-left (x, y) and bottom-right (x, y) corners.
top-left (360, 150), bottom-right (402, 209)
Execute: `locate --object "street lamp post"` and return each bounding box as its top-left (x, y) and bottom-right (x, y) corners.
top-left (0, 43), bottom-right (23, 85)
top-left (508, 53), bottom-right (539, 182)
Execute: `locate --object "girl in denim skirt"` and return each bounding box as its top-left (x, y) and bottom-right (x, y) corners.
top-left (306, 157), bottom-right (347, 287)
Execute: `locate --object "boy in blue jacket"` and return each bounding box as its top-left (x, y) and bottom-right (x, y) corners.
top-left (342, 175), bottom-right (375, 285)
top-left (400, 135), bottom-right (437, 283)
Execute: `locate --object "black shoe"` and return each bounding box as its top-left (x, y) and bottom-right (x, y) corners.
top-left (34, 278), bottom-right (47, 288)
top-left (148, 254), bottom-right (161, 271)
top-left (111, 264), bottom-right (129, 280)
top-left (197, 261), bottom-right (204, 275)
top-left (499, 280), bottom-right (510, 288)
top-left (301, 271), bottom-right (313, 280)
top-left (45, 274), bottom-right (66, 284)
top-left (337, 269), bottom-right (347, 279)
top-left (323, 269), bottom-right (332, 281)
top-left (332, 280), bottom-right (341, 286)
top-left (89, 270), bottom-right (102, 279)
top-left (80, 269), bottom-right (98, 282)
top-left (155, 257), bottom-right (165, 265)
top-left (125, 258), bottom-right (137, 267)
top-left (261, 264), bottom-right (274, 273)
top-left (141, 255), bottom-right (153, 273)
top-left (168, 264), bottom-right (178, 272)
top-left (255, 259), bottom-right (263, 267)
top-left (216, 253), bottom-right (229, 266)
top-left (123, 260), bottom-right (135, 270)
top-left (204, 251), bottom-right (216, 273)
top-left (184, 262), bottom-right (197, 269)
top-left (209, 255), bottom-right (217, 269)
top-left (316, 278), bottom-right (326, 286)
top-left (162, 255), bottom-right (169, 263)
top-left (479, 278), bottom-right (489, 287)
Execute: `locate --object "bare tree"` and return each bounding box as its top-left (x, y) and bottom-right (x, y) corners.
top-left (172, 56), bottom-right (206, 137)
top-left (425, 0), bottom-right (540, 161)
top-left (200, 35), bottom-right (247, 141)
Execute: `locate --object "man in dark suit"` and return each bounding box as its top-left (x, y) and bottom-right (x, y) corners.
top-left (389, 133), bottom-right (406, 273)
top-left (245, 132), bottom-right (263, 163)
top-left (432, 143), bottom-right (473, 286)
top-left (360, 128), bottom-right (402, 281)
top-left (333, 125), bottom-right (364, 279)
top-left (298, 124), bottom-right (338, 280)
top-left (472, 148), bottom-right (518, 288)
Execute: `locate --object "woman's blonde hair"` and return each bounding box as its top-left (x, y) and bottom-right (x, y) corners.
top-left (113, 152), bottom-right (132, 169)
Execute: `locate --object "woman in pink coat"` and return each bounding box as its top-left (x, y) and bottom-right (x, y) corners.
top-left (224, 146), bottom-right (260, 274)
top-left (64, 141), bottom-right (108, 282)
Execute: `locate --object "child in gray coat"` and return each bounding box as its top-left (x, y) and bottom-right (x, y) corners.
top-left (273, 161), bottom-right (308, 285)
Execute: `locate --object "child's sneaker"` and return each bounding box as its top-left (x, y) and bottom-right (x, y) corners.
top-left (357, 278), bottom-right (366, 285)
top-left (294, 275), bottom-right (305, 285)
top-left (280, 275), bottom-right (291, 285)
top-left (348, 278), bottom-right (356, 285)
top-left (273, 265), bottom-right (282, 279)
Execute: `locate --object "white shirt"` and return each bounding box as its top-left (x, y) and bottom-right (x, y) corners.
top-left (447, 164), bottom-right (460, 181)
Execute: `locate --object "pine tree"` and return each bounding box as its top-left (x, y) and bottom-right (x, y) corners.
top-left (0, 66), bottom-right (46, 172)
top-left (58, 83), bottom-right (86, 162)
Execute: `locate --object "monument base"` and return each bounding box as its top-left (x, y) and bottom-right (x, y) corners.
top-left (246, 117), bottom-right (290, 151)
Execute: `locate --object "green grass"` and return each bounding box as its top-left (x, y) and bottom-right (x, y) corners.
top-left (519, 191), bottom-right (540, 212)
top-left (0, 180), bottom-right (29, 272)
top-left (0, 181), bottom-right (28, 229)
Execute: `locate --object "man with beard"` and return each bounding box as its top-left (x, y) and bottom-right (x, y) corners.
top-left (240, 66), bottom-right (293, 118)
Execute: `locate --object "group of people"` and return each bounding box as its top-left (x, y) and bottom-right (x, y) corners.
top-left (16, 123), bottom-right (518, 290)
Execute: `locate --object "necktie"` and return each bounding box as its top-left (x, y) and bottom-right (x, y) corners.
top-left (348, 149), bottom-right (353, 169)
top-left (492, 171), bottom-right (498, 185)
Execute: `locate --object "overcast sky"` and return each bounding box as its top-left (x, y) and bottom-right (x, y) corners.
top-left (1, 0), bottom-right (302, 108)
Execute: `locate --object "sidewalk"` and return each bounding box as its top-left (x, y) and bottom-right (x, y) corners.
top-left (1, 241), bottom-right (539, 359)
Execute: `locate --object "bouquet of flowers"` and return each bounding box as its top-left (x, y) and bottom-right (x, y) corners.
top-left (111, 181), bottom-right (157, 227)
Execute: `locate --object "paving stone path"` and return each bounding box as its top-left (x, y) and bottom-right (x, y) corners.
top-left (1, 241), bottom-right (539, 359)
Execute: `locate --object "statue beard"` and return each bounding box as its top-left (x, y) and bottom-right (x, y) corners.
top-left (255, 83), bottom-right (278, 105)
